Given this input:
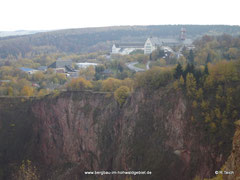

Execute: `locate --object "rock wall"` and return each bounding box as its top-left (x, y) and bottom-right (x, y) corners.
top-left (0, 89), bottom-right (232, 180)
top-left (221, 120), bottom-right (240, 180)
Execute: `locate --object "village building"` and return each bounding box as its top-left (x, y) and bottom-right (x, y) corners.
top-left (48, 59), bottom-right (78, 77)
top-left (76, 62), bottom-right (99, 69)
top-left (48, 59), bottom-right (73, 72)
top-left (19, 67), bottom-right (38, 74)
top-left (37, 66), bottom-right (48, 71)
top-left (112, 38), bottom-right (193, 55)
top-left (144, 37), bottom-right (193, 54)
top-left (112, 43), bottom-right (144, 55)
top-left (112, 28), bottom-right (193, 55)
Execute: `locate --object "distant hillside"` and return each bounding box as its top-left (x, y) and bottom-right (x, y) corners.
top-left (0, 25), bottom-right (240, 59)
top-left (0, 30), bottom-right (47, 37)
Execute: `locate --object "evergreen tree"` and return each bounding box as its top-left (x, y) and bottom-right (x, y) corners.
top-left (188, 49), bottom-right (194, 64)
top-left (183, 63), bottom-right (195, 79)
top-left (174, 63), bottom-right (183, 79)
top-left (95, 65), bottom-right (105, 73)
top-left (194, 69), bottom-right (202, 84)
top-left (190, 63), bottom-right (195, 73)
top-left (118, 63), bottom-right (123, 72)
top-left (206, 53), bottom-right (211, 63)
top-left (204, 64), bottom-right (209, 75)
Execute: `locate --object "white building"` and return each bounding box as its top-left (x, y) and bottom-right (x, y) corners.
top-left (76, 62), bottom-right (99, 69)
top-left (144, 37), bottom-right (180, 54)
top-left (112, 36), bottom-right (193, 55)
top-left (112, 43), bottom-right (144, 55)
top-left (144, 37), bottom-right (193, 54)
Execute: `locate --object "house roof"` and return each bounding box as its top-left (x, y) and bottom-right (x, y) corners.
top-left (76, 62), bottom-right (99, 67)
top-left (160, 38), bottom-right (179, 44)
top-left (114, 43), bottom-right (144, 48)
top-left (148, 37), bottom-right (163, 46)
top-left (65, 65), bottom-right (76, 72)
top-left (37, 66), bottom-right (47, 71)
top-left (48, 60), bottom-right (72, 68)
top-left (148, 37), bottom-right (193, 47)
top-left (149, 37), bottom-right (180, 46)
top-left (182, 39), bottom-right (193, 45)
top-left (19, 67), bottom-right (36, 72)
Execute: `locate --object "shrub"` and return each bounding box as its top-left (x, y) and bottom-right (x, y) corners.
top-left (67, 77), bottom-right (92, 90)
top-left (101, 78), bottom-right (121, 92)
top-left (186, 73), bottom-right (197, 97)
top-left (114, 86), bottom-right (130, 106)
top-left (20, 86), bottom-right (35, 96)
top-left (13, 160), bottom-right (39, 180)
top-left (134, 67), bottom-right (173, 90)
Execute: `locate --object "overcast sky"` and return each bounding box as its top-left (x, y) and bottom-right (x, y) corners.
top-left (0, 0), bottom-right (239, 31)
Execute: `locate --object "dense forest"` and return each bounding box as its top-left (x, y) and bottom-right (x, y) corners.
top-left (0, 25), bottom-right (240, 59)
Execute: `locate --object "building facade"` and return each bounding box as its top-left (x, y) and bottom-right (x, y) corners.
top-left (112, 28), bottom-right (193, 55)
top-left (48, 59), bottom-right (74, 73)
top-left (19, 67), bottom-right (38, 74)
top-left (112, 43), bottom-right (144, 55)
top-left (144, 37), bottom-right (193, 54)
top-left (76, 62), bottom-right (99, 69)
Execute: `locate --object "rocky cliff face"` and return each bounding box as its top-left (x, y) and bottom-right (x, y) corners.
top-left (0, 88), bottom-right (231, 180)
top-left (220, 120), bottom-right (240, 180)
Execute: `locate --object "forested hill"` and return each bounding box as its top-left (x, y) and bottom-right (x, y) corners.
top-left (0, 25), bottom-right (240, 58)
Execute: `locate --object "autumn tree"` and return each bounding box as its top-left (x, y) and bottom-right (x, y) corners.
top-left (101, 78), bottom-right (122, 92)
top-left (32, 72), bottom-right (44, 82)
top-left (91, 80), bottom-right (103, 91)
top-left (55, 73), bottom-right (67, 84)
top-left (135, 67), bottom-right (173, 90)
top-left (158, 58), bottom-right (166, 66)
top-left (179, 75), bottom-right (185, 86)
top-left (227, 47), bottom-right (239, 59)
top-left (196, 88), bottom-right (203, 100)
top-left (37, 89), bottom-right (49, 97)
top-left (114, 86), bottom-right (130, 106)
top-left (7, 87), bottom-right (14, 96)
top-left (186, 73), bottom-right (197, 97)
top-left (121, 78), bottom-right (134, 91)
top-left (21, 86), bottom-right (35, 96)
top-left (207, 61), bottom-right (238, 86)
top-left (150, 58), bottom-right (166, 67)
top-left (79, 66), bottom-right (96, 80)
top-left (67, 77), bottom-right (92, 90)
top-left (177, 56), bottom-right (187, 65)
top-left (0, 66), bottom-right (14, 77)
top-left (13, 160), bottom-right (39, 180)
